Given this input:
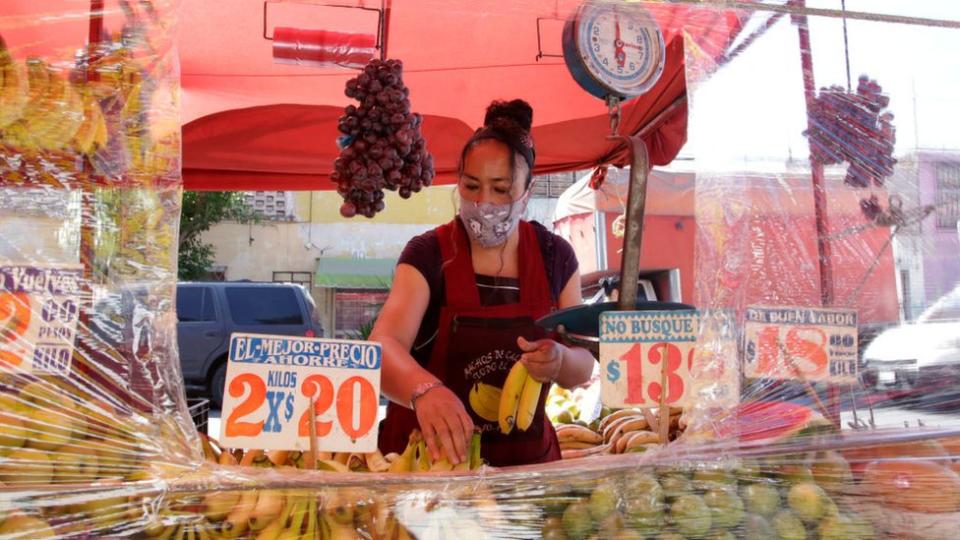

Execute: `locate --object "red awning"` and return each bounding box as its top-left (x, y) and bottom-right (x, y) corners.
top-left (2, 1), bottom-right (747, 190)
top-left (177, 1), bottom-right (745, 190)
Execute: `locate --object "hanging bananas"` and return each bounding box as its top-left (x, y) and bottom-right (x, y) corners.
top-left (498, 362), bottom-right (542, 435)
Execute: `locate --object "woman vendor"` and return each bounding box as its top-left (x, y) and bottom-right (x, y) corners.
top-left (373, 99), bottom-right (595, 467)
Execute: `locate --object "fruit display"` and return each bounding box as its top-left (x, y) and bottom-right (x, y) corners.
top-left (0, 34), bottom-right (180, 186)
top-left (333, 58), bottom-right (435, 218)
top-left (1, 427), bottom-right (954, 539)
top-left (199, 429), bottom-right (484, 474)
top-left (556, 406), bottom-right (686, 459)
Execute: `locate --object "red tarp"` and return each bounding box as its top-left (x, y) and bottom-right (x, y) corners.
top-left (3, 1), bottom-right (746, 190)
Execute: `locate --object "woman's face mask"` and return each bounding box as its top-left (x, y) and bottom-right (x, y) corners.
top-left (458, 192), bottom-right (529, 248)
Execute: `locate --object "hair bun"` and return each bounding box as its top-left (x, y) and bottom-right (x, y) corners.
top-left (484, 99), bottom-right (533, 132)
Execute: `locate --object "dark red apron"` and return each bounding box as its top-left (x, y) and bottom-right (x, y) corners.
top-left (378, 219), bottom-right (561, 466)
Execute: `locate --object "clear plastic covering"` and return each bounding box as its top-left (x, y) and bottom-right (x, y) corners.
top-left (0, 0), bottom-right (198, 493)
top-left (1, 1), bottom-right (960, 539)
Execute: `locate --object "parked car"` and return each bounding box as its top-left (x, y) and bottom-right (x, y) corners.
top-left (176, 281), bottom-right (323, 407)
top-left (861, 285), bottom-right (960, 396)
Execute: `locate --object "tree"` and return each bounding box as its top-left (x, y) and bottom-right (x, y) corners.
top-left (178, 191), bottom-right (258, 280)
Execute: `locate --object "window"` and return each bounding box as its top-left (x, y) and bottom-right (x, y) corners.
top-left (177, 287), bottom-right (216, 322)
top-left (335, 290), bottom-right (388, 339)
top-left (531, 172), bottom-right (577, 199)
top-left (936, 164), bottom-right (960, 229)
top-left (273, 271), bottom-right (313, 289)
top-left (225, 287), bottom-right (303, 325)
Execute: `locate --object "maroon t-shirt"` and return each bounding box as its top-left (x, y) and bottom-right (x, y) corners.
top-left (398, 219), bottom-right (578, 367)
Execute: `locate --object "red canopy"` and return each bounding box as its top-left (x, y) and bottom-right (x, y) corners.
top-left (2, 1), bottom-right (746, 190)
top-left (178, 1), bottom-right (745, 190)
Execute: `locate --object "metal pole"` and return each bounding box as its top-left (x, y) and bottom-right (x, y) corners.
top-left (615, 136), bottom-right (650, 312)
top-left (795, 1), bottom-right (841, 427)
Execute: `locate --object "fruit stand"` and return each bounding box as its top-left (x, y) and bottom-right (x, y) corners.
top-left (2, 1), bottom-right (960, 539)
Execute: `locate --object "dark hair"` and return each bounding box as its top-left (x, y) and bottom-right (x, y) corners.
top-left (458, 99), bottom-right (536, 188)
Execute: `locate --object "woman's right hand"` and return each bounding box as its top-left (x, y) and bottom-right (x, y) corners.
top-left (414, 385), bottom-right (474, 465)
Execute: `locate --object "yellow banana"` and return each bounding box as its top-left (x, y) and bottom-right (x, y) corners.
top-left (515, 375), bottom-right (542, 431)
top-left (249, 489), bottom-right (285, 531)
top-left (221, 489), bottom-right (258, 539)
top-left (254, 519), bottom-right (282, 540)
top-left (364, 450), bottom-right (390, 473)
top-left (555, 424), bottom-right (603, 445)
top-left (0, 55), bottom-right (29, 129)
top-left (388, 430), bottom-right (420, 473)
top-left (415, 440), bottom-right (431, 472)
top-left (498, 362), bottom-right (528, 434)
top-left (316, 459), bottom-right (350, 473)
top-left (468, 382), bottom-right (501, 422)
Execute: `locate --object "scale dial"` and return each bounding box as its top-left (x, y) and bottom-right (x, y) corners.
top-left (562, 2), bottom-right (665, 100)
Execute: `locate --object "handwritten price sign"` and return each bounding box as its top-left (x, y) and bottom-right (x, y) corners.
top-left (743, 306), bottom-right (858, 382)
top-left (599, 310), bottom-right (699, 408)
top-left (0, 264), bottom-right (82, 376)
top-left (220, 333), bottom-right (382, 453)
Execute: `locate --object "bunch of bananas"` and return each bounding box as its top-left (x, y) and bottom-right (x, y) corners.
top-left (142, 488), bottom-right (415, 540)
top-left (497, 361), bottom-right (542, 435)
top-left (200, 428), bottom-right (483, 474)
top-left (558, 407), bottom-right (686, 460)
top-left (0, 46), bottom-right (108, 156)
top-left (0, 35), bottom-right (179, 181)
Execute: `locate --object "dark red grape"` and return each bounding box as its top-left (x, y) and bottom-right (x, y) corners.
top-left (340, 202), bottom-right (357, 218)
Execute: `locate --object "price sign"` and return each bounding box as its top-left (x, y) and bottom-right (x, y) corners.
top-left (220, 333), bottom-right (382, 453)
top-left (599, 310), bottom-right (699, 408)
top-left (743, 306), bottom-right (858, 382)
top-left (0, 264), bottom-right (82, 376)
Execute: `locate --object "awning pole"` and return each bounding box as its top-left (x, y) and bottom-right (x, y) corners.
top-left (795, 0), bottom-right (842, 428)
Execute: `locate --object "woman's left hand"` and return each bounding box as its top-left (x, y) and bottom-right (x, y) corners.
top-left (517, 336), bottom-right (564, 383)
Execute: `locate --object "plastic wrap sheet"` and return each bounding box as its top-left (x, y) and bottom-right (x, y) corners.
top-left (680, 1), bottom-right (960, 445)
top-left (1, 428), bottom-right (958, 539)
top-left (0, 0), bottom-right (198, 503)
top-left (2, 2), bottom-right (960, 539)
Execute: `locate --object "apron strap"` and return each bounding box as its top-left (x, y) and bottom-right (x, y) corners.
top-left (437, 219), bottom-right (481, 308)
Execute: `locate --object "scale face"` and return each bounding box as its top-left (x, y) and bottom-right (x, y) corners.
top-left (562, 2), bottom-right (666, 100)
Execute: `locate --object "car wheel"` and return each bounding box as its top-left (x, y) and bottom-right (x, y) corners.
top-left (210, 363), bottom-right (227, 409)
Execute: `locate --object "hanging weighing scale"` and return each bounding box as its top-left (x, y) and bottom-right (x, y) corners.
top-left (561, 1), bottom-right (666, 100)
top-left (538, 2), bottom-right (690, 354)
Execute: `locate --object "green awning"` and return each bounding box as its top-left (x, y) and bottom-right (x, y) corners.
top-left (314, 257), bottom-right (396, 289)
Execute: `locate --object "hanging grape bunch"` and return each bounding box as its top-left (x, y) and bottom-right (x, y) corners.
top-left (804, 75), bottom-right (896, 190)
top-left (333, 58), bottom-right (435, 218)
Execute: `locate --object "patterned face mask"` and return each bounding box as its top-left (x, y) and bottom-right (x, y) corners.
top-left (458, 192), bottom-right (529, 248)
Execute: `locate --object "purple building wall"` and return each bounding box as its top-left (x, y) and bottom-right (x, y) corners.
top-left (916, 150), bottom-right (960, 304)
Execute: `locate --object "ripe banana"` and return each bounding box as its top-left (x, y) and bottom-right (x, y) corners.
top-left (468, 382), bottom-right (501, 422)
top-left (388, 430), bottom-right (421, 473)
top-left (249, 489), bottom-right (284, 531)
top-left (621, 430), bottom-right (660, 453)
top-left (515, 375), bottom-right (542, 431)
top-left (221, 489), bottom-right (258, 539)
top-left (364, 449), bottom-right (390, 472)
top-left (555, 424), bottom-right (603, 445)
top-left (598, 408), bottom-right (644, 433)
top-left (561, 443), bottom-right (611, 460)
top-left (498, 362), bottom-right (529, 435)
top-left (606, 417), bottom-right (649, 447)
top-left (0, 54), bottom-right (28, 129)
top-left (602, 414), bottom-right (645, 444)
